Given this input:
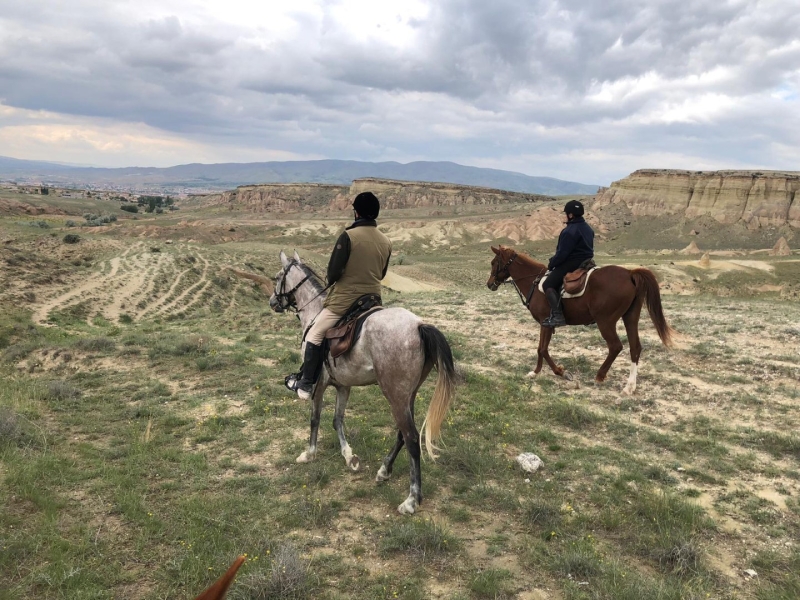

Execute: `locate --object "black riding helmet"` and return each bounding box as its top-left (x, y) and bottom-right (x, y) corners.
top-left (352, 191), bottom-right (380, 219)
top-left (564, 199), bottom-right (584, 217)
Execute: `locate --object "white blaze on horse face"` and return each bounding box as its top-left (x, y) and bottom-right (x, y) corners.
top-left (622, 361), bottom-right (638, 396)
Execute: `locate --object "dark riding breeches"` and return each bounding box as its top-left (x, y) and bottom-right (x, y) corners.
top-left (543, 257), bottom-right (585, 291)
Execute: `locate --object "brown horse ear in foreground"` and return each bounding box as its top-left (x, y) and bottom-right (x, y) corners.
top-left (193, 555), bottom-right (246, 600)
top-left (486, 246), bottom-right (675, 395)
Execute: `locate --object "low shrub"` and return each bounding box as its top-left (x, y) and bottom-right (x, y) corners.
top-left (63, 234), bottom-right (81, 244)
top-left (47, 380), bottom-right (82, 400)
top-left (73, 337), bottom-right (116, 352)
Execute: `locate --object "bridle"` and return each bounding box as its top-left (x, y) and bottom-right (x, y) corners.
top-left (489, 251), bottom-right (519, 290)
top-left (489, 251), bottom-right (547, 307)
top-left (272, 262), bottom-right (328, 313)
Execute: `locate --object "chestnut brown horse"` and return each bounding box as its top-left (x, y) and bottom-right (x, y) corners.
top-left (487, 245), bottom-right (674, 394)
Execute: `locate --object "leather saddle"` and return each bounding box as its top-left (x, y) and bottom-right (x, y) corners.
top-left (324, 294), bottom-right (383, 359)
top-left (563, 258), bottom-right (597, 295)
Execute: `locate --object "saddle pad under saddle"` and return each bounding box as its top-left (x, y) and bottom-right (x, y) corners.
top-left (324, 306), bottom-right (384, 359)
top-left (538, 266), bottom-right (601, 299)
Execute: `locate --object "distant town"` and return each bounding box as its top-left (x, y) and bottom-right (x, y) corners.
top-left (0, 179), bottom-right (201, 199)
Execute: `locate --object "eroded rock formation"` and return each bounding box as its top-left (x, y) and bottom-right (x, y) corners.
top-left (771, 236), bottom-right (791, 256)
top-left (594, 170), bottom-right (800, 229)
top-left (203, 178), bottom-right (555, 213)
top-left (205, 184), bottom-right (349, 213)
top-left (330, 178), bottom-right (554, 210)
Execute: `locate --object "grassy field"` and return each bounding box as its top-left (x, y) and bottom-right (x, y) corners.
top-left (1, 192), bottom-right (799, 599)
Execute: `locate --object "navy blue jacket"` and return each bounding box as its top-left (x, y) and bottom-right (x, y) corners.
top-left (548, 216), bottom-right (594, 270)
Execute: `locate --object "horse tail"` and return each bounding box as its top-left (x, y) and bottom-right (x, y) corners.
top-left (630, 268), bottom-right (675, 348)
top-left (418, 324), bottom-right (457, 461)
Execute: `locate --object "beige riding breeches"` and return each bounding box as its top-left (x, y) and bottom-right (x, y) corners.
top-left (305, 308), bottom-right (343, 346)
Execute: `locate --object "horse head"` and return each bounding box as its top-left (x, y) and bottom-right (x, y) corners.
top-left (269, 250), bottom-right (298, 312)
top-left (487, 245), bottom-right (515, 291)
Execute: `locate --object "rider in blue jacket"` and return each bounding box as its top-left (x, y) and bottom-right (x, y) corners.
top-left (542, 200), bottom-right (594, 328)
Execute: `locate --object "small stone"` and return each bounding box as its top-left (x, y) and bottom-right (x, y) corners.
top-left (516, 453), bottom-right (543, 473)
top-left (744, 569), bottom-right (757, 578)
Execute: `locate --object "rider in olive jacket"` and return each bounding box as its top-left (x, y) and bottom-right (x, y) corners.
top-left (542, 200), bottom-right (594, 328)
top-left (289, 192), bottom-right (392, 400)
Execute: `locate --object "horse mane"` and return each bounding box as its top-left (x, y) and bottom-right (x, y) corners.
top-left (499, 246), bottom-right (545, 271)
top-left (292, 260), bottom-right (326, 294)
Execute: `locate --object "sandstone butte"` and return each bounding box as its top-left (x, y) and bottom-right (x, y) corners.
top-left (203, 178), bottom-right (555, 213)
top-left (594, 169), bottom-right (800, 229)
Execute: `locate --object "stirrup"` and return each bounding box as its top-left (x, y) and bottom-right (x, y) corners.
top-left (542, 313), bottom-right (566, 328)
top-left (284, 372), bottom-right (302, 392)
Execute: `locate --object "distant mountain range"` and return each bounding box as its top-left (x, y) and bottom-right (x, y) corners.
top-left (0, 155), bottom-right (599, 196)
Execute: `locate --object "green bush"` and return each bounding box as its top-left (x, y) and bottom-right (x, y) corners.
top-left (120, 205), bottom-right (138, 213)
top-left (63, 234), bottom-right (81, 244)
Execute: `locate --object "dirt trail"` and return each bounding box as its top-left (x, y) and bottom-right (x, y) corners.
top-left (32, 243), bottom-right (216, 325)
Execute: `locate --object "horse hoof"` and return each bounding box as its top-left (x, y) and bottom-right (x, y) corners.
top-left (397, 497), bottom-right (417, 515)
top-left (375, 465), bottom-right (391, 482)
top-left (621, 385), bottom-right (635, 396)
top-left (296, 451), bottom-right (314, 463)
top-left (526, 371), bottom-right (539, 379)
top-left (348, 455), bottom-right (360, 472)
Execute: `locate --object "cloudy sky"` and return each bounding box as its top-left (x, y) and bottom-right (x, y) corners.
top-left (1, 0), bottom-right (798, 184)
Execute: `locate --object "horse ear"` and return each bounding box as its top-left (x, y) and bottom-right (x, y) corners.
top-left (193, 555), bottom-right (246, 600)
top-left (490, 246), bottom-right (500, 254)
top-left (293, 250), bottom-right (302, 264)
top-left (279, 250), bottom-right (291, 268)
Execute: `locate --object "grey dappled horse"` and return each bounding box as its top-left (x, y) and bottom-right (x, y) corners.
top-left (268, 251), bottom-right (456, 515)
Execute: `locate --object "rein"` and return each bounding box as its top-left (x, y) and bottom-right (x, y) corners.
top-left (494, 253), bottom-right (547, 308)
top-left (275, 262), bottom-right (331, 313)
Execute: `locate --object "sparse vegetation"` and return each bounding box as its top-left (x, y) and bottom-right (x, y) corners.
top-left (1, 189), bottom-right (799, 598)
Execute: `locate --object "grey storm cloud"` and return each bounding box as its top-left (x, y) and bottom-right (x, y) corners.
top-left (0, 0), bottom-right (798, 182)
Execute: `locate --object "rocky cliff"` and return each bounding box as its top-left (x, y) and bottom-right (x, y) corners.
top-left (594, 170), bottom-right (800, 228)
top-left (203, 178), bottom-right (555, 213)
top-left (205, 184), bottom-right (349, 213)
top-left (332, 178), bottom-right (554, 211)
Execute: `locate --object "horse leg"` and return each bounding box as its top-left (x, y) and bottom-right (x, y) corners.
top-left (537, 325), bottom-right (565, 378)
top-left (396, 410), bottom-right (422, 515)
top-left (296, 378), bottom-right (327, 463)
top-left (332, 386), bottom-right (360, 471)
top-left (376, 429), bottom-right (405, 482)
top-left (621, 303), bottom-right (643, 396)
top-left (595, 319), bottom-right (624, 383)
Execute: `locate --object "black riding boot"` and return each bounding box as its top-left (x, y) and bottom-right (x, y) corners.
top-left (542, 288), bottom-right (566, 328)
top-left (295, 342), bottom-right (323, 400)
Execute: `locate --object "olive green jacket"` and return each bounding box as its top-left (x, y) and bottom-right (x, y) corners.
top-left (323, 221), bottom-right (392, 314)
